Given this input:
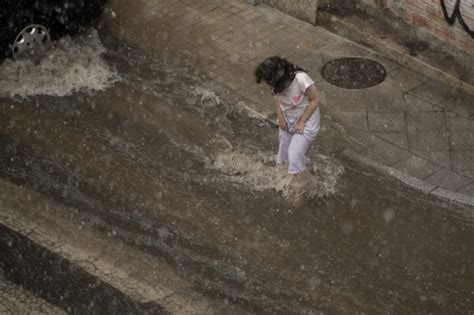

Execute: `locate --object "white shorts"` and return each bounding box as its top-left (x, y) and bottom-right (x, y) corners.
top-left (277, 108), bottom-right (320, 174)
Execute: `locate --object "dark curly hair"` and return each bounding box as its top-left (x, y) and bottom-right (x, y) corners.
top-left (255, 56), bottom-right (305, 94)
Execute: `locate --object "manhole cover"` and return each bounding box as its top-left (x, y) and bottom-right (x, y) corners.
top-left (321, 57), bottom-right (386, 89)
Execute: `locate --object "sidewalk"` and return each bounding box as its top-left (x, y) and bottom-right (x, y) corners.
top-left (106, 0), bottom-right (474, 206)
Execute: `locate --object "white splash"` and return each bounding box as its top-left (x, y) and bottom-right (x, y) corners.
top-left (190, 86), bottom-right (222, 107)
top-left (210, 150), bottom-right (345, 198)
top-left (0, 29), bottom-right (119, 98)
top-left (309, 154), bottom-right (345, 197)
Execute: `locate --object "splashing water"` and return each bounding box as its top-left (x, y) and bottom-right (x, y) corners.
top-left (0, 29), bottom-right (119, 98)
top-left (210, 150), bottom-right (345, 199)
top-left (308, 154), bottom-right (345, 197)
top-left (190, 86), bottom-right (222, 107)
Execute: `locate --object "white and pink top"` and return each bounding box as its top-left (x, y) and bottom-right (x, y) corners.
top-left (275, 72), bottom-right (320, 138)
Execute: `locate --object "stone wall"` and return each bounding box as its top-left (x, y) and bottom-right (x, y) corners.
top-left (360, 0), bottom-right (474, 53)
top-left (263, 0), bottom-right (318, 24)
top-left (263, 0), bottom-right (473, 54)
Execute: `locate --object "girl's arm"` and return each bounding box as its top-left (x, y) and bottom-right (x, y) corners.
top-left (294, 85), bottom-right (319, 134)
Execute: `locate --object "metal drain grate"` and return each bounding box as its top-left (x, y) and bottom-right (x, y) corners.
top-left (321, 57), bottom-right (386, 89)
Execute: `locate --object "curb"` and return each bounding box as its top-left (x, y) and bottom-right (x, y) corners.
top-left (341, 149), bottom-right (474, 209)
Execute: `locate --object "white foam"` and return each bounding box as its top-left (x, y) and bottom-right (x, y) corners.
top-left (211, 150), bottom-right (293, 197)
top-left (0, 29), bottom-right (119, 98)
top-left (308, 154), bottom-right (345, 197)
top-left (190, 86), bottom-right (222, 107)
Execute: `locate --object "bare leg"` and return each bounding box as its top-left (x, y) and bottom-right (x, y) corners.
top-left (291, 170), bottom-right (310, 208)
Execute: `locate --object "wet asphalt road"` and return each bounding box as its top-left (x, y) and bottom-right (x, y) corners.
top-left (0, 33), bottom-right (473, 313)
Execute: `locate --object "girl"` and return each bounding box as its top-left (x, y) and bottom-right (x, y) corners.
top-left (255, 56), bottom-right (320, 207)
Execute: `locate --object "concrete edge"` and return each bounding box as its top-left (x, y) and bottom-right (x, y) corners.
top-left (324, 15), bottom-right (474, 96)
top-left (341, 149), bottom-right (474, 208)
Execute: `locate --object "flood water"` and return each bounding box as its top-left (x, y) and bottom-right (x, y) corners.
top-left (0, 30), bottom-right (473, 314)
top-left (0, 268), bottom-right (65, 314)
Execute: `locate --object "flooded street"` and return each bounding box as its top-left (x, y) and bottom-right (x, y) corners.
top-left (0, 28), bottom-right (473, 314)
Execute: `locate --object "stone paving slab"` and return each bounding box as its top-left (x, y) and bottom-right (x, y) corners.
top-left (425, 169), bottom-right (472, 191)
top-left (334, 111), bottom-right (368, 130)
top-left (361, 134), bottom-right (412, 166)
top-left (452, 151), bottom-right (474, 172)
top-left (368, 112), bottom-right (405, 132)
top-left (393, 155), bottom-right (442, 180)
top-left (105, 0), bottom-right (474, 205)
top-left (406, 112), bottom-right (446, 132)
top-left (408, 130), bottom-right (450, 151)
top-left (440, 92), bottom-right (474, 118)
top-left (446, 112), bottom-right (474, 131)
top-left (402, 94), bottom-right (443, 112)
top-left (375, 132), bottom-right (409, 149)
top-left (412, 150), bottom-right (452, 169)
top-left (317, 40), bottom-right (372, 60)
top-left (462, 171), bottom-right (474, 180)
top-left (386, 67), bottom-right (428, 92)
top-left (366, 52), bottom-right (401, 74)
top-left (458, 183), bottom-right (474, 195)
top-left (450, 132), bottom-right (474, 150)
top-left (408, 81), bottom-right (456, 105)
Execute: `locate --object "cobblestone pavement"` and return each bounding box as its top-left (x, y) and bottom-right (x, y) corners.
top-left (0, 271), bottom-right (65, 315)
top-left (106, 0), bottom-right (474, 206)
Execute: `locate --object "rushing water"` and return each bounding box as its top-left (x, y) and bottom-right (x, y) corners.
top-left (0, 29), bottom-right (119, 98)
top-left (0, 30), bottom-right (472, 314)
top-left (0, 268), bottom-right (65, 314)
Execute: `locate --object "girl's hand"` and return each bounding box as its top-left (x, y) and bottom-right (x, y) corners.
top-left (294, 120), bottom-right (305, 134)
top-left (277, 115), bottom-right (288, 131)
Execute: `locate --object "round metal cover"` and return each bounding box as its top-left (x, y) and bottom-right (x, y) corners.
top-left (321, 57), bottom-right (386, 89)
